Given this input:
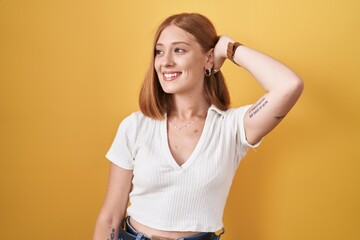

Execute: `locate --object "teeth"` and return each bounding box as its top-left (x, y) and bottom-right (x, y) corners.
top-left (164, 73), bottom-right (179, 78)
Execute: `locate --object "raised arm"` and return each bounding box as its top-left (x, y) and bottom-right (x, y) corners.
top-left (93, 163), bottom-right (133, 240)
top-left (214, 35), bottom-right (304, 145)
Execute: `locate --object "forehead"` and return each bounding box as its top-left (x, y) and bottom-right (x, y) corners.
top-left (157, 25), bottom-right (196, 44)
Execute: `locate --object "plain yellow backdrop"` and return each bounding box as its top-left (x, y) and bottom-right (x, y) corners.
top-left (1, 0), bottom-right (359, 239)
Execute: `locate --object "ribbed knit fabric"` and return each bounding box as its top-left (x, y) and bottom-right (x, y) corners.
top-left (106, 105), bottom-right (260, 232)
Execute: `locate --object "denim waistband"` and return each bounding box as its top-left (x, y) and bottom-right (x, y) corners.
top-left (118, 217), bottom-right (222, 240)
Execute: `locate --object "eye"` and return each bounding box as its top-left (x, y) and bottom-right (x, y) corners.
top-left (154, 49), bottom-right (164, 56)
top-left (174, 48), bottom-right (185, 53)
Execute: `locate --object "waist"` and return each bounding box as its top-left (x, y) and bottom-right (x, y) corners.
top-left (130, 217), bottom-right (203, 238)
top-left (127, 206), bottom-right (225, 232)
top-left (119, 217), bottom-right (219, 240)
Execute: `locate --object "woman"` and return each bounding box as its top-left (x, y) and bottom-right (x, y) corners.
top-left (93, 13), bottom-right (303, 240)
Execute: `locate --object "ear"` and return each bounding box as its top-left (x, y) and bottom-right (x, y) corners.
top-left (205, 48), bottom-right (214, 69)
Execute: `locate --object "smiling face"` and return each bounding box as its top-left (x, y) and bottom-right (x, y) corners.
top-left (154, 25), bottom-right (212, 96)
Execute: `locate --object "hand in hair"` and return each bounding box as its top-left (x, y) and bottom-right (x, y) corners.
top-left (213, 35), bottom-right (234, 71)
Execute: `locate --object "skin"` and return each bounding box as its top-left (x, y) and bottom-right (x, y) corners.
top-left (93, 25), bottom-right (303, 240)
top-left (153, 25), bottom-right (213, 167)
top-left (93, 164), bottom-right (132, 240)
top-left (213, 35), bottom-right (303, 145)
top-left (154, 25), bottom-right (213, 98)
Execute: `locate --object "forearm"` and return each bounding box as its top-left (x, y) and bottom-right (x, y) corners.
top-left (214, 35), bottom-right (303, 143)
top-left (93, 214), bottom-right (123, 240)
top-left (93, 164), bottom-right (133, 240)
top-left (238, 45), bottom-right (303, 143)
top-left (233, 45), bottom-right (303, 95)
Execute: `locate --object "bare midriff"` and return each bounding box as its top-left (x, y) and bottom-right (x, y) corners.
top-left (129, 218), bottom-right (203, 239)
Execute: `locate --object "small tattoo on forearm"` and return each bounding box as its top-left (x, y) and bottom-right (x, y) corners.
top-left (107, 228), bottom-right (115, 240)
top-left (249, 98), bottom-right (268, 118)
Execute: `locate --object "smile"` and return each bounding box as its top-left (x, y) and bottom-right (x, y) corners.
top-left (162, 72), bottom-right (182, 81)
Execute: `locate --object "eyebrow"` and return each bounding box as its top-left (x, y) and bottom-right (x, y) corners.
top-left (156, 41), bottom-right (191, 47)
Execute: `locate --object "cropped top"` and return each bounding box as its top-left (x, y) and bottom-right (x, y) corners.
top-left (106, 105), bottom-right (260, 232)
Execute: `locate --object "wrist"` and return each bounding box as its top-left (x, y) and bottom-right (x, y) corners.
top-left (218, 35), bottom-right (234, 59)
top-left (227, 41), bottom-right (243, 65)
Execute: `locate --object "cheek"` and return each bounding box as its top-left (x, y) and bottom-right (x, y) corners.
top-left (186, 56), bottom-right (205, 71)
top-left (154, 59), bottom-right (160, 72)
top-left (153, 61), bottom-right (162, 79)
top-left (187, 62), bottom-right (205, 75)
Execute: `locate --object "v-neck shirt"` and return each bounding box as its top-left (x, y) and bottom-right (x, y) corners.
top-left (106, 105), bottom-right (260, 232)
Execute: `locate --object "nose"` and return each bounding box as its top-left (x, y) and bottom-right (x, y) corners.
top-left (161, 51), bottom-right (175, 67)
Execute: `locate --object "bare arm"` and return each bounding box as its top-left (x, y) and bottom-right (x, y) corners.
top-left (214, 35), bottom-right (304, 145)
top-left (93, 163), bottom-right (133, 240)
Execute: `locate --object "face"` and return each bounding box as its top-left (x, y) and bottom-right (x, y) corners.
top-left (154, 25), bottom-right (213, 96)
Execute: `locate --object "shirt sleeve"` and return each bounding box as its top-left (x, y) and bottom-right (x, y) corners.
top-left (105, 113), bottom-right (137, 170)
top-left (237, 105), bottom-right (262, 148)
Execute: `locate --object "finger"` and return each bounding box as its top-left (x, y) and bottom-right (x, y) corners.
top-left (213, 57), bottom-right (226, 71)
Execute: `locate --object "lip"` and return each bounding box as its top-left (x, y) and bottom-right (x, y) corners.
top-left (162, 71), bottom-right (182, 81)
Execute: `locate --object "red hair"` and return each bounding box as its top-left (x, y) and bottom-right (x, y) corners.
top-left (139, 13), bottom-right (230, 119)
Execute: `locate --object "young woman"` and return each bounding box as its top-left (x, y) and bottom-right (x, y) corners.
top-left (93, 13), bottom-right (303, 240)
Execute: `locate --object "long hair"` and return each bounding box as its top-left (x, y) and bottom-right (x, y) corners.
top-left (139, 13), bottom-right (230, 119)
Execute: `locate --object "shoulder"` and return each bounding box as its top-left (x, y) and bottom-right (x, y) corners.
top-left (120, 110), bottom-right (152, 125)
top-left (118, 111), bottom-right (161, 135)
top-left (209, 104), bottom-right (252, 120)
top-left (225, 105), bottom-right (252, 116)
top-left (121, 111), bottom-right (143, 125)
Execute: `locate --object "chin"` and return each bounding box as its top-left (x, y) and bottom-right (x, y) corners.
top-left (159, 83), bottom-right (177, 94)
top-left (161, 87), bottom-right (176, 94)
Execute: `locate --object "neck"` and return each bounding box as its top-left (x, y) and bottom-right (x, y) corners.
top-left (169, 94), bottom-right (210, 120)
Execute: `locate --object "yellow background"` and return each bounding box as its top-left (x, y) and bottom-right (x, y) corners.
top-left (1, 0), bottom-right (359, 239)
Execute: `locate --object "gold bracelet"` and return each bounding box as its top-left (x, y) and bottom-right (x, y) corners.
top-left (227, 41), bottom-right (242, 64)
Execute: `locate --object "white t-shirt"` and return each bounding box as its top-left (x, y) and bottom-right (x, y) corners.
top-left (106, 105), bottom-right (260, 232)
